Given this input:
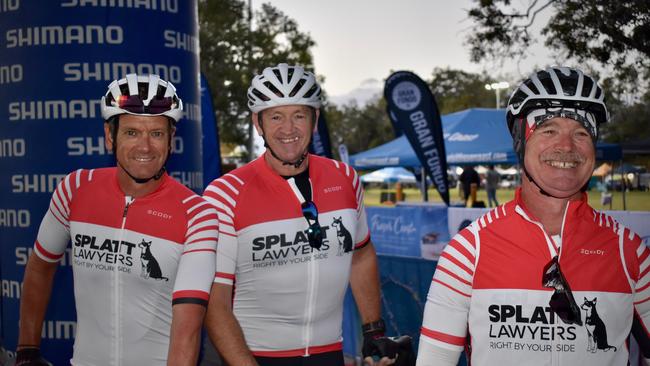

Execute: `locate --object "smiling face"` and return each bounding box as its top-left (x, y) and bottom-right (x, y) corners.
top-left (105, 114), bottom-right (173, 194)
top-left (523, 117), bottom-right (595, 199)
top-left (253, 104), bottom-right (318, 174)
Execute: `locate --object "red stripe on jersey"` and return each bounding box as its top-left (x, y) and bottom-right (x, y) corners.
top-left (216, 272), bottom-right (235, 280)
top-left (432, 279), bottom-right (470, 298)
top-left (637, 280), bottom-right (650, 294)
top-left (173, 290), bottom-right (209, 301)
top-left (440, 252), bottom-right (473, 276)
top-left (436, 265), bottom-right (472, 286)
top-left (640, 249), bottom-right (650, 265)
top-left (48, 208), bottom-right (70, 229)
top-left (183, 248), bottom-right (216, 255)
top-left (634, 295), bottom-right (650, 306)
top-left (186, 225), bottom-right (219, 240)
top-left (447, 239), bottom-right (475, 264)
top-left (252, 342), bottom-right (342, 357)
top-left (640, 262), bottom-right (650, 281)
top-left (219, 230), bottom-right (237, 238)
top-left (457, 229), bottom-right (475, 248)
top-left (420, 327), bottom-right (466, 346)
top-left (355, 234), bottom-right (371, 249)
top-left (35, 240), bottom-right (64, 260)
top-left (53, 188), bottom-right (69, 218)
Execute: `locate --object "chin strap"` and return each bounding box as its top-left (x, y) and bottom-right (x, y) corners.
top-left (263, 140), bottom-right (309, 169)
top-left (118, 161), bottom-right (167, 184)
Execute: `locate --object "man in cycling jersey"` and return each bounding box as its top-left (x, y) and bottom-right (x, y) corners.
top-left (202, 63), bottom-right (400, 366)
top-left (17, 74), bottom-right (218, 366)
top-left (417, 67), bottom-right (650, 365)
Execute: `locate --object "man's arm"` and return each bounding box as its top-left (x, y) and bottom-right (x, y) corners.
top-left (18, 254), bottom-right (59, 348)
top-left (205, 283), bottom-right (258, 366)
top-left (349, 241), bottom-right (381, 324)
top-left (167, 304), bottom-right (205, 366)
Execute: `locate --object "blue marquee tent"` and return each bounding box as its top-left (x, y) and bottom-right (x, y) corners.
top-left (350, 108), bottom-right (622, 169)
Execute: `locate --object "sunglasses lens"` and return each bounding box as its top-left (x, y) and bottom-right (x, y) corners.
top-left (302, 201), bottom-right (322, 249)
top-left (543, 257), bottom-right (582, 326)
top-left (112, 95), bottom-right (175, 114)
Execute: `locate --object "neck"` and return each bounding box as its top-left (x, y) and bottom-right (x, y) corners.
top-left (116, 168), bottom-right (164, 198)
top-left (264, 151), bottom-right (309, 176)
top-left (520, 179), bottom-right (581, 236)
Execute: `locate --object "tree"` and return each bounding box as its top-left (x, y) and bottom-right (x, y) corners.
top-left (466, 1), bottom-right (650, 76)
top-left (325, 99), bottom-right (394, 156)
top-left (199, 0), bottom-right (316, 152)
top-left (428, 67), bottom-right (500, 112)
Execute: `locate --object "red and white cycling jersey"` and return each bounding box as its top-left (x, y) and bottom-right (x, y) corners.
top-left (419, 189), bottom-right (650, 365)
top-left (203, 154), bottom-right (370, 357)
top-left (34, 168), bottom-right (218, 366)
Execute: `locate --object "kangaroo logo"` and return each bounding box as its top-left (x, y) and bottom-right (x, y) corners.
top-left (581, 297), bottom-right (617, 353)
top-left (138, 239), bottom-right (168, 281)
top-left (331, 217), bottom-right (353, 255)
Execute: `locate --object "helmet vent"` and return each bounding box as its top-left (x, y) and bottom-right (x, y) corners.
top-left (263, 81), bottom-right (284, 97)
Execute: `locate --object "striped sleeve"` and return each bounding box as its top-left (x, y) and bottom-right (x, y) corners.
top-left (34, 169), bottom-right (87, 263)
top-left (626, 227), bottom-right (650, 356)
top-left (172, 194), bottom-right (219, 306)
top-left (203, 173), bottom-right (242, 286)
top-left (420, 225), bottom-right (477, 351)
top-left (333, 161), bottom-right (370, 248)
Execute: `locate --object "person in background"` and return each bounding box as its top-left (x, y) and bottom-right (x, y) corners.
top-left (485, 164), bottom-right (500, 207)
top-left (416, 66), bottom-right (650, 365)
top-left (459, 165), bottom-right (480, 203)
top-left (17, 74), bottom-right (217, 366)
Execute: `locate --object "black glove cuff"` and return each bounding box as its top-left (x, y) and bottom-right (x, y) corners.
top-left (362, 319), bottom-right (386, 335)
top-left (16, 347), bottom-right (41, 363)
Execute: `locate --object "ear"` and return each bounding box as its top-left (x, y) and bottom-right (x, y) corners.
top-left (593, 298), bottom-right (597, 303)
top-left (252, 112), bottom-right (264, 137)
top-left (104, 123), bottom-right (114, 151)
top-left (584, 297), bottom-right (588, 301)
top-left (312, 109), bottom-right (320, 134)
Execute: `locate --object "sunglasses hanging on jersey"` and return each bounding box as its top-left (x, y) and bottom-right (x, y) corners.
top-left (542, 256), bottom-right (583, 326)
top-left (287, 177), bottom-right (323, 249)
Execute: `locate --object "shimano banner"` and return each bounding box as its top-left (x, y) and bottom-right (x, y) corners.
top-left (309, 110), bottom-right (333, 158)
top-left (0, 2), bottom-right (201, 363)
top-left (384, 71), bottom-right (449, 205)
top-left (201, 73), bottom-right (222, 187)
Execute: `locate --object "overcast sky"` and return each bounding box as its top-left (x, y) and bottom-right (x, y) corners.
top-left (262, 0), bottom-right (557, 97)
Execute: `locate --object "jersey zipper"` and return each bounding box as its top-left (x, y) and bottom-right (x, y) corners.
top-left (114, 196), bottom-right (133, 366)
top-left (515, 201), bottom-right (572, 366)
top-left (303, 250), bottom-right (318, 356)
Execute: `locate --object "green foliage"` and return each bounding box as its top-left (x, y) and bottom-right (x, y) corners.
top-left (324, 99), bottom-right (394, 156)
top-left (466, 0), bottom-right (650, 74)
top-left (428, 67), bottom-right (498, 112)
top-left (199, 0), bottom-right (316, 150)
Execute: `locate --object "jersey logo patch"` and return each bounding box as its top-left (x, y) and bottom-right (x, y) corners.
top-left (332, 217), bottom-right (353, 255)
top-left (138, 239), bottom-right (169, 281)
top-left (582, 297), bottom-right (617, 353)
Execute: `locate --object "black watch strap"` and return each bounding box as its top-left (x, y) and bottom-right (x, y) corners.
top-left (362, 319), bottom-right (386, 334)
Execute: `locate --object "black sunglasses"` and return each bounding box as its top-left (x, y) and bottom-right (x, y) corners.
top-left (301, 200), bottom-right (323, 249)
top-left (542, 256), bottom-right (583, 326)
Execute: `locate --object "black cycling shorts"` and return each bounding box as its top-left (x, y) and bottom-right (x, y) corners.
top-left (255, 350), bottom-right (344, 366)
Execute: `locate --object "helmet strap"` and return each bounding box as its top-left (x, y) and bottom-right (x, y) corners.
top-left (263, 139), bottom-right (309, 168)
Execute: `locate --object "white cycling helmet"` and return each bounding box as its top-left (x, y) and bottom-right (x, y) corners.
top-left (247, 63), bottom-right (322, 113)
top-left (506, 66), bottom-right (609, 161)
top-left (101, 73), bottom-right (183, 123)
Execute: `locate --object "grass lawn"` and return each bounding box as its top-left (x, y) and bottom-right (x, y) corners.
top-left (365, 186), bottom-right (650, 212)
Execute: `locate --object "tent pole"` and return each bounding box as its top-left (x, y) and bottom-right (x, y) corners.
top-left (421, 167), bottom-right (428, 202)
top-left (621, 160), bottom-right (627, 211)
